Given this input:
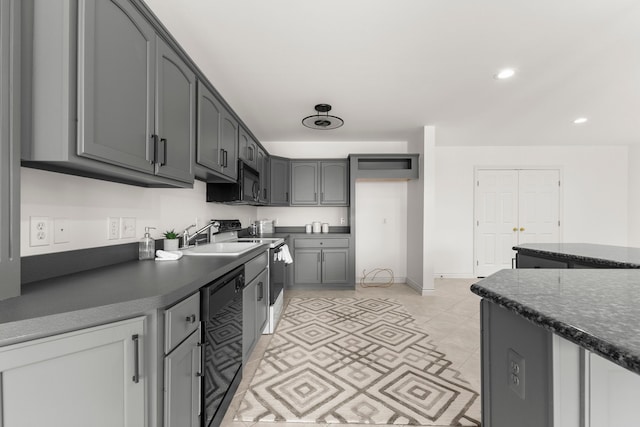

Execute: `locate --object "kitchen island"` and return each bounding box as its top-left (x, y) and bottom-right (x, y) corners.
top-left (471, 268), bottom-right (640, 426)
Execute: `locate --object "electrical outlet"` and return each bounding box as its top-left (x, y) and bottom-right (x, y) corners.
top-left (508, 348), bottom-right (525, 399)
top-left (29, 216), bottom-right (50, 247)
top-left (53, 218), bottom-right (70, 244)
top-left (108, 217), bottom-right (120, 240)
top-left (340, 217), bottom-right (345, 225)
top-left (121, 217), bottom-right (136, 238)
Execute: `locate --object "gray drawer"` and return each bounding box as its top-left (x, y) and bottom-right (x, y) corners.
top-left (164, 292), bottom-right (200, 354)
top-left (295, 238), bottom-right (349, 248)
top-left (245, 251), bottom-right (268, 283)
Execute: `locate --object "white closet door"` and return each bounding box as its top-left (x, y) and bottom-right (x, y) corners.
top-left (475, 170), bottom-right (519, 277)
top-left (518, 170), bottom-right (560, 245)
top-left (475, 169), bottom-right (561, 277)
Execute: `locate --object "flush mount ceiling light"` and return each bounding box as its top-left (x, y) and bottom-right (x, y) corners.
top-left (302, 104), bottom-right (344, 130)
top-left (573, 117), bottom-right (588, 124)
top-left (494, 68), bottom-right (516, 80)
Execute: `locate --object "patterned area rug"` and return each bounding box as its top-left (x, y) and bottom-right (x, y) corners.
top-left (235, 297), bottom-right (481, 425)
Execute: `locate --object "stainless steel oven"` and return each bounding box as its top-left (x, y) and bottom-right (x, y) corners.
top-left (200, 265), bottom-right (245, 427)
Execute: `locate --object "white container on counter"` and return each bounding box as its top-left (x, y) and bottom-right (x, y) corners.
top-left (322, 223), bottom-right (329, 233)
top-left (312, 221), bottom-right (321, 233)
top-left (305, 224), bottom-right (312, 233)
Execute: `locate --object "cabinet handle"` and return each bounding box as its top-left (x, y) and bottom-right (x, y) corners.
top-left (257, 281), bottom-right (264, 301)
top-left (186, 314), bottom-right (196, 324)
top-left (286, 192), bottom-right (289, 202)
top-left (132, 334), bottom-right (140, 383)
top-left (263, 189), bottom-right (267, 200)
top-left (223, 150), bottom-right (228, 168)
top-left (149, 134), bottom-right (158, 164)
top-left (249, 146), bottom-right (254, 161)
top-left (195, 372), bottom-right (204, 377)
top-left (158, 138), bottom-right (167, 166)
top-left (219, 148), bottom-right (224, 167)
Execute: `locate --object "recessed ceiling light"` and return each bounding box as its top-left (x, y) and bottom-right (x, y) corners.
top-left (494, 68), bottom-right (516, 80)
top-left (573, 117), bottom-right (588, 124)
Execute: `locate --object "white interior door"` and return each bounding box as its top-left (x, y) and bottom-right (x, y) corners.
top-left (518, 170), bottom-right (560, 245)
top-left (475, 170), bottom-right (519, 277)
top-left (475, 169), bottom-right (561, 277)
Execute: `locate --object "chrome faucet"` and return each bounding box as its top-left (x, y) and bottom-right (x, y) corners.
top-left (181, 220), bottom-right (220, 248)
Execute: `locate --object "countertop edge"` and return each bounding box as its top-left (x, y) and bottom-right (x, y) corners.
top-left (514, 246), bottom-right (640, 269)
top-left (470, 283), bottom-right (640, 375)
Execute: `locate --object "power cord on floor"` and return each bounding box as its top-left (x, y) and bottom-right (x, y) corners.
top-left (359, 268), bottom-right (394, 288)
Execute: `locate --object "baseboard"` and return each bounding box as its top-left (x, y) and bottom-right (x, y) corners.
top-left (434, 273), bottom-right (477, 279)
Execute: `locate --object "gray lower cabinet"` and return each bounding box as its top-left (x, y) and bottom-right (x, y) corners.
top-left (0, 0), bottom-right (20, 300)
top-left (481, 300), bottom-right (552, 427)
top-left (290, 160), bottom-right (349, 206)
top-left (293, 238), bottom-right (350, 286)
top-left (269, 156), bottom-right (290, 205)
top-left (196, 81), bottom-right (238, 182)
top-left (22, 0), bottom-right (194, 187)
top-left (164, 327), bottom-right (201, 427)
top-left (243, 268), bottom-right (268, 362)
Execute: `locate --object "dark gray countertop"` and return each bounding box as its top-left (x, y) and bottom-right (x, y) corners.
top-left (514, 243), bottom-right (640, 268)
top-left (471, 269), bottom-right (640, 374)
top-left (0, 244), bottom-right (271, 346)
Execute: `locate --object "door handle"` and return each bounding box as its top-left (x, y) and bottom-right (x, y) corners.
top-left (149, 134), bottom-right (158, 164)
top-left (519, 227), bottom-right (525, 232)
top-left (132, 334), bottom-right (140, 383)
top-left (513, 227), bottom-right (518, 232)
top-left (158, 138), bottom-right (167, 166)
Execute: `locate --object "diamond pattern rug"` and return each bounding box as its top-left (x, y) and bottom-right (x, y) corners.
top-left (235, 297), bottom-right (481, 425)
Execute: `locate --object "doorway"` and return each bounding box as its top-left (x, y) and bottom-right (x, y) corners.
top-left (474, 168), bottom-right (561, 277)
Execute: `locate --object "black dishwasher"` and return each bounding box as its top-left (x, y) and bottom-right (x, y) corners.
top-left (201, 265), bottom-right (245, 427)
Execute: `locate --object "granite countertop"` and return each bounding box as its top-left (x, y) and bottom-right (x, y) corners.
top-left (471, 269), bottom-right (640, 374)
top-left (0, 244), bottom-right (271, 347)
top-left (514, 243), bottom-right (640, 268)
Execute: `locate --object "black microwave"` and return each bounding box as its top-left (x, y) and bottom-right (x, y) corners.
top-left (206, 160), bottom-right (260, 204)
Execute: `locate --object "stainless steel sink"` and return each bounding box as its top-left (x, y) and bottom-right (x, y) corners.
top-left (181, 242), bottom-right (262, 256)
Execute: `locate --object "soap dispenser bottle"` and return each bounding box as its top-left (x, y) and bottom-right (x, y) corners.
top-left (139, 227), bottom-right (156, 260)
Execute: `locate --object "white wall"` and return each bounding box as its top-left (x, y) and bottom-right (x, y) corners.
top-left (434, 145), bottom-right (629, 277)
top-left (21, 168), bottom-right (257, 256)
top-left (628, 145), bottom-right (640, 246)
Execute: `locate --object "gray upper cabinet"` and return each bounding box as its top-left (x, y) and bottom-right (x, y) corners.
top-left (291, 161), bottom-right (318, 205)
top-left (78, 0), bottom-right (156, 175)
top-left (154, 38), bottom-right (195, 183)
top-left (257, 147), bottom-right (268, 204)
top-left (22, 0), bottom-right (194, 187)
top-left (290, 160), bottom-right (348, 206)
top-left (196, 81), bottom-right (237, 182)
top-left (238, 126), bottom-right (257, 169)
top-left (320, 161), bottom-right (348, 205)
top-left (269, 156), bottom-right (290, 205)
top-left (0, 0), bottom-right (20, 300)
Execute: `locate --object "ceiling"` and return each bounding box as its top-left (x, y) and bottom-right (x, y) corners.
top-left (145, 0), bottom-right (640, 147)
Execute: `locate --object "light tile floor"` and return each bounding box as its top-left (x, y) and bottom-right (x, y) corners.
top-left (221, 278), bottom-right (481, 427)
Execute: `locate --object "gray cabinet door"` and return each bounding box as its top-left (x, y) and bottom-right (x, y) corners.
top-left (0, 0), bottom-right (20, 300)
top-left (238, 127), bottom-right (256, 169)
top-left (320, 161), bottom-right (348, 205)
top-left (164, 328), bottom-right (201, 427)
top-left (291, 161), bottom-right (318, 205)
top-left (155, 38), bottom-right (195, 183)
top-left (322, 249), bottom-right (349, 284)
top-left (242, 279), bottom-right (257, 362)
top-left (269, 157), bottom-right (290, 205)
top-left (255, 269), bottom-right (269, 337)
top-left (294, 249), bottom-right (322, 284)
top-left (196, 81), bottom-right (223, 173)
top-left (78, 0), bottom-right (156, 174)
top-left (220, 110), bottom-right (238, 180)
top-left (257, 147), bottom-right (268, 203)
